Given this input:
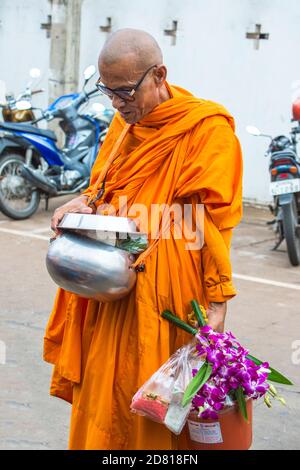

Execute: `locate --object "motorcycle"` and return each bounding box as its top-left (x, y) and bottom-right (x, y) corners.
top-left (247, 98), bottom-right (300, 266)
top-left (86, 101), bottom-right (114, 132)
top-left (0, 68), bottom-right (44, 123)
top-left (0, 65), bottom-right (111, 220)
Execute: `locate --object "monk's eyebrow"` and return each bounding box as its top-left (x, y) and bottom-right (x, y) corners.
top-left (114, 84), bottom-right (135, 90)
top-left (101, 81), bottom-right (134, 92)
top-left (100, 75), bottom-right (138, 90)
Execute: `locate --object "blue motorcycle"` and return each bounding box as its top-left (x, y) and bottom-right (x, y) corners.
top-left (0, 65), bottom-right (113, 220)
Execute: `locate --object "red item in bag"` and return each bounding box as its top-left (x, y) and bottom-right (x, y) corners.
top-left (131, 392), bottom-right (169, 422)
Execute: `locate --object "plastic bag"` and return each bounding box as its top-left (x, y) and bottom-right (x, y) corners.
top-left (130, 340), bottom-right (204, 435)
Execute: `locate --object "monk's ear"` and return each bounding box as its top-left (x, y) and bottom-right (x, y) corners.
top-left (153, 65), bottom-right (167, 86)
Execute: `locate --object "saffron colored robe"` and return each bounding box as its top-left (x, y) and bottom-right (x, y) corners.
top-left (43, 82), bottom-right (243, 450)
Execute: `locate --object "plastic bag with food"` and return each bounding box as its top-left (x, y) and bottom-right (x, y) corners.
top-left (130, 340), bottom-right (204, 435)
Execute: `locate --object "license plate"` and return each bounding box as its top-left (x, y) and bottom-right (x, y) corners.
top-left (270, 178), bottom-right (300, 196)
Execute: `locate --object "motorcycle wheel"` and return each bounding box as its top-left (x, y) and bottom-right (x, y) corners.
top-left (0, 153), bottom-right (40, 220)
top-left (282, 196), bottom-right (300, 266)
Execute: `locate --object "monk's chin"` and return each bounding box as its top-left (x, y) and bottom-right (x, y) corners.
top-left (127, 117), bottom-right (137, 124)
top-left (119, 111), bottom-right (139, 124)
top-left (124, 116), bottom-right (136, 124)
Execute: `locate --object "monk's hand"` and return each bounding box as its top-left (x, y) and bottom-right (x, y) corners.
top-left (206, 301), bottom-right (227, 333)
top-left (51, 195), bottom-right (94, 236)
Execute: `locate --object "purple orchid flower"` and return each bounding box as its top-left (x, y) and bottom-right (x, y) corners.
top-left (191, 329), bottom-right (271, 419)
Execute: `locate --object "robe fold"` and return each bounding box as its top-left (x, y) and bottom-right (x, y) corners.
top-left (43, 82), bottom-right (243, 450)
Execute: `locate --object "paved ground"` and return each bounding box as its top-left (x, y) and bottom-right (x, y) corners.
top-left (0, 198), bottom-right (299, 450)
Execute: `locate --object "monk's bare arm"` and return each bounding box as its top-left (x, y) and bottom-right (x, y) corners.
top-left (51, 194), bottom-right (95, 234)
top-left (206, 301), bottom-right (227, 333)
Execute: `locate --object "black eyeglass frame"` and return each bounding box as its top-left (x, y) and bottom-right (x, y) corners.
top-left (95, 64), bottom-right (158, 101)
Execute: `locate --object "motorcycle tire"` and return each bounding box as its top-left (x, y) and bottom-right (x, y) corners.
top-left (0, 153), bottom-right (40, 220)
top-left (282, 197), bottom-right (300, 266)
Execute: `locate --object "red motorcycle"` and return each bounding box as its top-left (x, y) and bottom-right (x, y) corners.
top-left (247, 99), bottom-right (300, 266)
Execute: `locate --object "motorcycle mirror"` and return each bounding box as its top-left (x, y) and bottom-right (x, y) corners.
top-left (92, 102), bottom-right (105, 113)
top-left (83, 65), bottom-right (96, 82)
top-left (32, 88), bottom-right (45, 95)
top-left (246, 125), bottom-right (261, 136)
top-left (16, 100), bottom-right (31, 110)
top-left (29, 68), bottom-right (41, 79)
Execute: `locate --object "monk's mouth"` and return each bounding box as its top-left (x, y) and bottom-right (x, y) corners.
top-left (120, 111), bottom-right (132, 119)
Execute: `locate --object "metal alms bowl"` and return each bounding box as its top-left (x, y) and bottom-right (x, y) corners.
top-left (46, 232), bottom-right (137, 302)
top-left (45, 214), bottom-right (144, 302)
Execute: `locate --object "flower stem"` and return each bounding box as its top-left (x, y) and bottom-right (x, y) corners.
top-left (191, 300), bottom-right (207, 327)
top-left (161, 310), bottom-right (198, 335)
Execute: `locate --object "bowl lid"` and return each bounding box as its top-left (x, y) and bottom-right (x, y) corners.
top-left (58, 213), bottom-right (148, 253)
top-left (58, 213), bottom-right (142, 235)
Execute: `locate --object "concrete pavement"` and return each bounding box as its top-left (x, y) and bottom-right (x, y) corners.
top-left (0, 198), bottom-right (299, 450)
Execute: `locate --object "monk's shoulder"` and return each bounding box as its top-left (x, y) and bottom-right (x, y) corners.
top-left (187, 113), bottom-right (236, 155)
top-left (199, 114), bottom-right (232, 132)
top-left (189, 115), bottom-right (234, 148)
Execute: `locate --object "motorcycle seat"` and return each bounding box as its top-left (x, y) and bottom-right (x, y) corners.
top-left (272, 149), bottom-right (297, 160)
top-left (0, 121), bottom-right (57, 141)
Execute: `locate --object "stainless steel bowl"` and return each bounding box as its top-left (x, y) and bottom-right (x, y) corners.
top-left (46, 232), bottom-right (137, 302)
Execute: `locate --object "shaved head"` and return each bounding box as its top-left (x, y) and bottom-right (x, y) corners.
top-left (97, 29), bottom-right (169, 124)
top-left (99, 28), bottom-right (163, 71)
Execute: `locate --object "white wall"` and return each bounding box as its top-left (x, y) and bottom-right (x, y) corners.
top-left (1, 0), bottom-right (300, 204)
top-left (0, 0), bottom-right (51, 112)
top-left (79, 0), bottom-right (300, 204)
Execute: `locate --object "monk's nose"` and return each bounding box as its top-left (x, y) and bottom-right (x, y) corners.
top-left (111, 94), bottom-right (126, 110)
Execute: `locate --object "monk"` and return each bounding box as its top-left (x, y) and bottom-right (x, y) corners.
top-left (44, 28), bottom-right (243, 450)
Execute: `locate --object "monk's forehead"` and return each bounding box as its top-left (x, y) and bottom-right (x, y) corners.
top-left (99, 51), bottom-right (141, 70)
top-left (99, 53), bottom-right (145, 85)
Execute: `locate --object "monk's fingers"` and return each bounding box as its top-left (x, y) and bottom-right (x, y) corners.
top-left (51, 210), bottom-right (64, 234)
top-left (65, 202), bottom-right (93, 215)
top-left (50, 233), bottom-right (60, 243)
top-left (206, 314), bottom-right (225, 333)
top-left (51, 203), bottom-right (93, 233)
top-left (79, 204), bottom-right (93, 214)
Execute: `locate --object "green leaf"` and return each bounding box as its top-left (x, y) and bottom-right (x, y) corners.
top-left (161, 310), bottom-right (198, 335)
top-left (245, 353), bottom-right (262, 365)
top-left (266, 368), bottom-right (293, 385)
top-left (182, 361), bottom-right (213, 407)
top-left (191, 299), bottom-right (207, 327)
top-left (245, 353), bottom-right (293, 385)
top-left (236, 386), bottom-right (248, 423)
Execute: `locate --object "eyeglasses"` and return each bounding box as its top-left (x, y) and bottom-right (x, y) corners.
top-left (95, 64), bottom-right (157, 101)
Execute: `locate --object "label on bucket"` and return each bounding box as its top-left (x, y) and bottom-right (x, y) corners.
top-left (188, 420), bottom-right (223, 444)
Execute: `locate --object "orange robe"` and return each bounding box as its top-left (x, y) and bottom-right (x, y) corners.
top-left (43, 82), bottom-right (243, 449)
